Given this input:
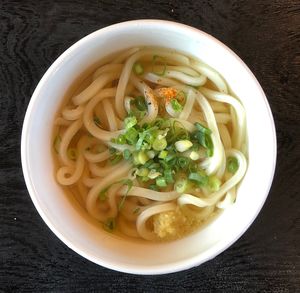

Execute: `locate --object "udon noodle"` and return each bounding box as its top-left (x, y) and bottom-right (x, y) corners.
top-left (53, 47), bottom-right (247, 241)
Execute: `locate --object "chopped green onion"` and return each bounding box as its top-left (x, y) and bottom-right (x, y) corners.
top-left (135, 132), bottom-right (147, 150)
top-left (148, 161), bottom-right (160, 169)
top-left (156, 177), bottom-right (167, 187)
top-left (53, 135), bottom-right (61, 154)
top-left (188, 170), bottom-right (208, 186)
top-left (129, 109), bottom-right (146, 120)
top-left (125, 127), bottom-right (139, 145)
top-left (133, 152), bottom-right (139, 165)
top-left (118, 179), bottom-right (133, 210)
top-left (227, 156), bottom-right (239, 174)
top-left (147, 150), bottom-right (155, 159)
top-left (94, 116), bottom-right (101, 127)
top-left (152, 137), bottom-right (167, 151)
top-left (134, 96), bottom-right (147, 111)
top-left (138, 151), bottom-right (149, 164)
top-left (144, 159), bottom-right (154, 168)
top-left (175, 178), bottom-right (188, 193)
top-left (144, 131), bottom-right (157, 145)
top-left (163, 169), bottom-right (174, 183)
top-left (177, 157), bottom-right (189, 169)
top-left (124, 116), bottom-right (137, 129)
top-left (148, 169), bottom-right (162, 179)
top-left (159, 159), bottom-right (169, 170)
top-left (103, 218), bottom-right (116, 232)
top-left (189, 151), bottom-right (200, 161)
top-left (152, 55), bottom-right (167, 76)
top-left (153, 118), bottom-right (170, 128)
top-left (208, 176), bottom-right (222, 192)
top-left (191, 143), bottom-right (200, 151)
top-left (206, 146), bottom-right (213, 157)
top-left (142, 122), bottom-right (150, 130)
top-left (175, 140), bottom-right (193, 152)
top-left (158, 150), bottom-right (168, 159)
top-left (167, 120), bottom-right (189, 143)
top-left (109, 147), bottom-right (117, 154)
top-left (165, 152), bottom-right (176, 162)
top-left (136, 167), bottom-right (149, 177)
top-left (195, 122), bottom-right (212, 134)
top-left (67, 148), bottom-right (77, 160)
top-left (133, 62), bottom-right (144, 75)
top-left (157, 128), bottom-right (169, 140)
top-left (110, 153), bottom-right (122, 165)
top-left (193, 123), bottom-right (213, 157)
top-left (123, 149), bottom-right (131, 160)
top-left (116, 135), bottom-right (126, 144)
top-left (168, 158), bottom-right (178, 169)
top-left (188, 161), bottom-right (198, 173)
top-left (170, 99), bottom-right (183, 112)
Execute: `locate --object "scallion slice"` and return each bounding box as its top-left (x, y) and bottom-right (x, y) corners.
top-left (125, 127), bottom-right (139, 145)
top-left (137, 151), bottom-right (149, 164)
top-left (136, 167), bottom-right (149, 177)
top-left (134, 96), bottom-right (147, 111)
top-left (170, 99), bottom-right (183, 112)
top-left (177, 157), bottom-right (189, 169)
top-left (195, 122), bottom-right (212, 134)
top-left (188, 170), bottom-right (208, 186)
top-left (158, 150), bottom-right (168, 159)
top-left (133, 62), bottom-right (144, 75)
top-left (118, 179), bottom-right (133, 210)
top-left (124, 116), bottom-right (137, 129)
top-left (193, 123), bottom-right (214, 157)
top-left (116, 135), bottom-right (126, 144)
top-left (208, 176), bottom-right (222, 192)
top-left (110, 153), bottom-right (122, 165)
top-left (148, 169), bottom-right (162, 179)
top-left (156, 176), bottom-right (167, 187)
top-left (123, 149), bottom-right (131, 160)
top-left (175, 178), bottom-right (188, 193)
top-left (163, 169), bottom-right (174, 183)
top-left (175, 140), bottom-right (193, 152)
top-left (152, 55), bottom-right (167, 76)
top-left (227, 156), bottom-right (239, 174)
top-left (152, 137), bottom-right (167, 151)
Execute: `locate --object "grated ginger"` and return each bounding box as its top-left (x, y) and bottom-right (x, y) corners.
top-left (152, 208), bottom-right (193, 240)
top-left (152, 206), bottom-right (216, 240)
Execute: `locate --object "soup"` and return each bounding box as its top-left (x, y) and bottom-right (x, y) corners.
top-left (53, 47), bottom-right (247, 241)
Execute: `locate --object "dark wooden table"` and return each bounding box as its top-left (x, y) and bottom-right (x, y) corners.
top-left (1, 1), bottom-right (299, 292)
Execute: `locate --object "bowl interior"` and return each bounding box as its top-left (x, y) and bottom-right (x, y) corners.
top-left (22, 20), bottom-right (276, 274)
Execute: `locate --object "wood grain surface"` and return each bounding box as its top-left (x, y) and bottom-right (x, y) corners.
top-left (0, 0), bottom-right (299, 292)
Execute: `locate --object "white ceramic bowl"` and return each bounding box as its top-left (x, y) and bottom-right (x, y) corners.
top-left (21, 20), bottom-right (276, 275)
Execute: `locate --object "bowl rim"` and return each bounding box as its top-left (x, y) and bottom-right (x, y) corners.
top-left (21, 19), bottom-right (277, 275)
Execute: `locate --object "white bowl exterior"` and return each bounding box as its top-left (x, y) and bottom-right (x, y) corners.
top-left (21, 20), bottom-right (276, 274)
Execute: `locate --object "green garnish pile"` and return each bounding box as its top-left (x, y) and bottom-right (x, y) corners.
top-left (109, 111), bottom-right (219, 192)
